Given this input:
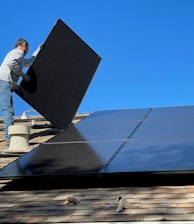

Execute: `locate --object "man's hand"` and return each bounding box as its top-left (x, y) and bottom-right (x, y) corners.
top-left (32, 44), bottom-right (43, 57)
top-left (22, 73), bottom-right (30, 82)
top-left (9, 82), bottom-right (20, 92)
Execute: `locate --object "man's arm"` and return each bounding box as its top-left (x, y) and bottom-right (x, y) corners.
top-left (7, 50), bottom-right (30, 81)
top-left (7, 50), bottom-right (24, 76)
top-left (23, 44), bottom-right (43, 67)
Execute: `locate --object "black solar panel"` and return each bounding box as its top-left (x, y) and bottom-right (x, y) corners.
top-left (16, 19), bottom-right (101, 130)
top-left (1, 105), bottom-right (194, 182)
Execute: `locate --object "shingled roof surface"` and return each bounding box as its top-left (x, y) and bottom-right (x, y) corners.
top-left (0, 114), bottom-right (194, 223)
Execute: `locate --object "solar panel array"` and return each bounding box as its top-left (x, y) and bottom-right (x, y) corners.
top-left (1, 19), bottom-right (194, 184)
top-left (1, 105), bottom-right (194, 179)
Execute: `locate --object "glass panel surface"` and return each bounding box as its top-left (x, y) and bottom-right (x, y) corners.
top-left (104, 139), bottom-right (194, 172)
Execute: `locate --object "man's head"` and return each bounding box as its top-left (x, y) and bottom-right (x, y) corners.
top-left (15, 38), bottom-right (29, 55)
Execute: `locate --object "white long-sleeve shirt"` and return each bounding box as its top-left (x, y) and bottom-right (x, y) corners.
top-left (0, 48), bottom-right (38, 83)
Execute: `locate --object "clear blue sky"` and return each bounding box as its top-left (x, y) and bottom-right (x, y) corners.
top-left (0, 0), bottom-right (194, 116)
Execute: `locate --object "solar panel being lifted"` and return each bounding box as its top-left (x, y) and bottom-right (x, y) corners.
top-left (16, 19), bottom-right (101, 130)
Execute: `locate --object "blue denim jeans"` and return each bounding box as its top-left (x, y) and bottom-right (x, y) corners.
top-left (0, 80), bottom-right (14, 141)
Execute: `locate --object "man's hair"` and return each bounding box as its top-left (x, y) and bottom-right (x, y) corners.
top-left (15, 38), bottom-right (29, 48)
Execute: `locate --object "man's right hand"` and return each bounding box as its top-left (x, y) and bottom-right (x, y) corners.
top-left (9, 82), bottom-right (20, 92)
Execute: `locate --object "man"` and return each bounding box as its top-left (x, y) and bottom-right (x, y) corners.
top-left (0, 38), bottom-right (41, 147)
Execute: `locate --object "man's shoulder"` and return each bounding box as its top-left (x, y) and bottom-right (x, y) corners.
top-left (6, 48), bottom-right (24, 59)
top-left (9, 48), bottom-right (23, 55)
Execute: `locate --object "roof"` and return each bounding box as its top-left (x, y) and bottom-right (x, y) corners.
top-left (0, 113), bottom-right (194, 223)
